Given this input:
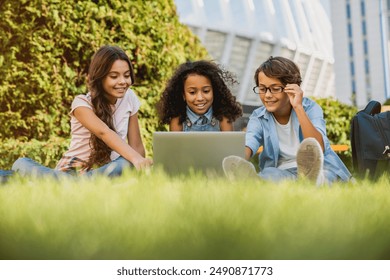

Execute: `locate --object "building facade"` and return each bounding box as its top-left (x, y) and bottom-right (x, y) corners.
top-left (330, 0), bottom-right (390, 107)
top-left (174, 0), bottom-right (336, 115)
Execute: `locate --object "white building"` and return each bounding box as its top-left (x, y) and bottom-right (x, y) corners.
top-left (174, 0), bottom-right (336, 115)
top-left (330, 0), bottom-right (390, 107)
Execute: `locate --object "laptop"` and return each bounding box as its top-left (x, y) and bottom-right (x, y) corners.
top-left (153, 131), bottom-right (246, 175)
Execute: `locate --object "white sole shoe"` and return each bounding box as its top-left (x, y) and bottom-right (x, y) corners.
top-left (297, 138), bottom-right (324, 184)
top-left (222, 155), bottom-right (258, 180)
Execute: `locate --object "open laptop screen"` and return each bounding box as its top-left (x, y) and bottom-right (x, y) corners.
top-left (153, 131), bottom-right (245, 175)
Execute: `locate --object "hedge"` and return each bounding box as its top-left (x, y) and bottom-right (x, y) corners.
top-left (0, 0), bottom-right (208, 168)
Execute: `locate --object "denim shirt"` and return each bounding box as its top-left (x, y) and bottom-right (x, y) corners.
top-left (183, 106), bottom-right (220, 131)
top-left (246, 97), bottom-right (351, 181)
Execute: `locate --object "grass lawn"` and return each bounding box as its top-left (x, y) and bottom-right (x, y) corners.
top-left (0, 169), bottom-right (389, 260)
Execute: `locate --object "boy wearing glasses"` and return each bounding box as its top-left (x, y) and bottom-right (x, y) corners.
top-left (223, 56), bottom-right (351, 185)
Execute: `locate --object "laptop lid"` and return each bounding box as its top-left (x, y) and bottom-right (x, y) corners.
top-left (153, 131), bottom-right (246, 175)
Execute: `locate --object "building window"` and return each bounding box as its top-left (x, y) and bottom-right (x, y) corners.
top-left (360, 1), bottom-right (366, 17)
top-left (388, 20), bottom-right (390, 38)
top-left (305, 58), bottom-right (321, 96)
top-left (363, 40), bottom-right (368, 55)
top-left (349, 42), bottom-right (354, 56)
top-left (228, 36), bottom-right (251, 82)
top-left (366, 76), bottom-right (372, 101)
top-left (204, 30), bottom-right (227, 61)
top-left (348, 23), bottom-right (353, 37)
top-left (362, 21), bottom-right (367, 36)
top-left (365, 59), bottom-right (370, 74)
top-left (346, 2), bottom-right (351, 19)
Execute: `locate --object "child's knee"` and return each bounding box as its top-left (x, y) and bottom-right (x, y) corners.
top-left (12, 157), bottom-right (30, 171)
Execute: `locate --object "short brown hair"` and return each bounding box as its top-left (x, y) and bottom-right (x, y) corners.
top-left (254, 56), bottom-right (302, 86)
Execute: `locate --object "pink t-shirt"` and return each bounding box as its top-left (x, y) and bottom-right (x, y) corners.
top-left (58, 89), bottom-right (141, 164)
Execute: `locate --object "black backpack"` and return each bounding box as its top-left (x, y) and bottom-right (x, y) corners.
top-left (350, 100), bottom-right (390, 180)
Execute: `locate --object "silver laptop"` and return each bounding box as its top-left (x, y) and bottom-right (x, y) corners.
top-left (153, 131), bottom-right (246, 175)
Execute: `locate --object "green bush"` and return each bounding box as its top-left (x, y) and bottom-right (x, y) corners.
top-left (314, 98), bottom-right (357, 146)
top-left (0, 0), bottom-right (208, 165)
top-left (314, 98), bottom-right (357, 169)
top-left (0, 136), bottom-right (69, 169)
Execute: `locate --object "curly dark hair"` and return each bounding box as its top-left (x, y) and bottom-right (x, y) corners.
top-left (86, 45), bottom-right (135, 169)
top-left (157, 60), bottom-right (242, 125)
top-left (254, 56), bottom-right (302, 86)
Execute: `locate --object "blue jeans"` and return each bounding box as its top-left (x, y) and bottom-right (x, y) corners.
top-left (0, 170), bottom-right (14, 183)
top-left (259, 167), bottom-right (337, 184)
top-left (11, 156), bottom-right (132, 179)
top-left (259, 167), bottom-right (297, 182)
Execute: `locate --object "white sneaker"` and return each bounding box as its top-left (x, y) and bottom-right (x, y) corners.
top-left (297, 138), bottom-right (324, 185)
top-left (222, 155), bottom-right (258, 180)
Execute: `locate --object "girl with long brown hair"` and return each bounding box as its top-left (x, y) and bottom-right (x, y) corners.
top-left (12, 45), bottom-right (152, 178)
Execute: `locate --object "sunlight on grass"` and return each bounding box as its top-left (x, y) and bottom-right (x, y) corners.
top-left (1, 170), bottom-right (389, 260)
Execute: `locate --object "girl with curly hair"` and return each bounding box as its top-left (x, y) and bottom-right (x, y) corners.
top-left (11, 45), bottom-right (153, 178)
top-left (157, 60), bottom-right (242, 131)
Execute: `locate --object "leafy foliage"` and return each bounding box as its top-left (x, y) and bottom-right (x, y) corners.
top-left (314, 98), bottom-right (357, 169)
top-left (0, 136), bottom-right (69, 169)
top-left (0, 0), bottom-right (208, 163)
top-left (314, 98), bottom-right (357, 146)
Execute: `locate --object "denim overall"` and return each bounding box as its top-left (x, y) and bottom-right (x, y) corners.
top-left (183, 107), bottom-right (220, 132)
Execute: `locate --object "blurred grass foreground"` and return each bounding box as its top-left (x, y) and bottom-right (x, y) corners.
top-left (1, 169), bottom-right (390, 260)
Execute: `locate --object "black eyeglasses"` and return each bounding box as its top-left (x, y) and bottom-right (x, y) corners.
top-left (253, 85), bottom-right (285, 95)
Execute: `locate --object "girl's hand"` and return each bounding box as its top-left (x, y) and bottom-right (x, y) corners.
top-left (284, 84), bottom-right (303, 108)
top-left (132, 156), bottom-right (153, 171)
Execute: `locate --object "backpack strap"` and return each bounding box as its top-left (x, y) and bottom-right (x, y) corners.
top-left (363, 100), bottom-right (381, 115)
top-left (350, 115), bottom-right (359, 172)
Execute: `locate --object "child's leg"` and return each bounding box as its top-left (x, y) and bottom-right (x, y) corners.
top-left (86, 156), bottom-right (132, 177)
top-left (322, 169), bottom-right (339, 185)
top-left (12, 157), bottom-right (69, 179)
top-left (259, 167), bottom-right (297, 182)
top-left (296, 138), bottom-right (324, 185)
top-left (222, 155), bottom-right (258, 180)
top-left (0, 170), bottom-right (14, 184)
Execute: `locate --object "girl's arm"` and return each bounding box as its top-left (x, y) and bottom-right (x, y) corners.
top-left (127, 112), bottom-right (146, 157)
top-left (169, 116), bottom-right (183, 131)
top-left (73, 107), bottom-right (152, 170)
top-left (219, 116), bottom-right (234, 131)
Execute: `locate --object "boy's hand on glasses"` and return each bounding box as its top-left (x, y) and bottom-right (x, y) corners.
top-left (284, 84), bottom-right (303, 108)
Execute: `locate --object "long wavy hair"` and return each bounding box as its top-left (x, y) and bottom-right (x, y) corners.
top-left (86, 45), bottom-right (135, 169)
top-left (254, 56), bottom-right (302, 86)
top-left (157, 60), bottom-right (242, 125)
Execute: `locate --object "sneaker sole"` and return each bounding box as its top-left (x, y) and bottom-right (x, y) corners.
top-left (297, 138), bottom-right (323, 182)
top-left (222, 156), bottom-right (257, 180)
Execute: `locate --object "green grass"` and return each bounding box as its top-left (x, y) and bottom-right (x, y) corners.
top-left (1, 169), bottom-right (390, 260)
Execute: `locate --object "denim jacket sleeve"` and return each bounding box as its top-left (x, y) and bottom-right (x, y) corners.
top-left (245, 107), bottom-right (265, 156)
top-left (245, 106), bottom-right (279, 169)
